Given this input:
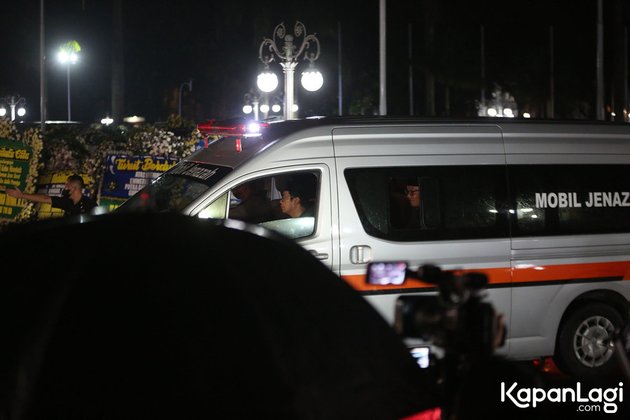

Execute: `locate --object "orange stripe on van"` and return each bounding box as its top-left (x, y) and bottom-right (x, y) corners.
top-left (512, 260), bottom-right (630, 283)
top-left (342, 261), bottom-right (630, 293)
top-left (343, 267), bottom-right (511, 292)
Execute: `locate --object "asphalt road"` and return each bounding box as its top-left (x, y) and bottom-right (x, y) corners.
top-left (523, 358), bottom-right (629, 419)
top-left (422, 356), bottom-right (629, 419)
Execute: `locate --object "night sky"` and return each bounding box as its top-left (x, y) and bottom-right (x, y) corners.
top-left (1, 0), bottom-right (628, 124)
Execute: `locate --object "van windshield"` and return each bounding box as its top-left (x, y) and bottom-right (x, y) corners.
top-left (116, 163), bottom-right (231, 213)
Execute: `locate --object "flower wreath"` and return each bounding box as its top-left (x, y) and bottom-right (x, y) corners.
top-left (0, 118), bottom-right (43, 223)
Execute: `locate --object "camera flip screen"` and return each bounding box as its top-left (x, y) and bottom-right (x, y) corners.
top-left (410, 346), bottom-right (431, 369)
top-left (366, 262), bottom-right (408, 285)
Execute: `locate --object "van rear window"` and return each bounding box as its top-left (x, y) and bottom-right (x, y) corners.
top-left (344, 166), bottom-right (509, 241)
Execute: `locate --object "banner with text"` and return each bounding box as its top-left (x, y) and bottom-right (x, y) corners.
top-left (99, 154), bottom-right (179, 212)
top-left (0, 138), bottom-right (32, 221)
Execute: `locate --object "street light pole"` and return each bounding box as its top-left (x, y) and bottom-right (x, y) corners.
top-left (57, 41), bottom-right (80, 122)
top-left (40, 0), bottom-right (46, 131)
top-left (66, 63), bottom-right (71, 121)
top-left (258, 21), bottom-right (322, 120)
top-left (178, 79), bottom-right (192, 117)
top-left (281, 61), bottom-right (298, 119)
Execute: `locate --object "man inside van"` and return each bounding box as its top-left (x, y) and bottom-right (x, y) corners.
top-left (279, 177), bottom-right (315, 218)
top-left (404, 179), bottom-right (424, 229)
top-left (229, 180), bottom-right (273, 223)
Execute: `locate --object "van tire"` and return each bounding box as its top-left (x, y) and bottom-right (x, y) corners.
top-left (553, 303), bottom-right (623, 378)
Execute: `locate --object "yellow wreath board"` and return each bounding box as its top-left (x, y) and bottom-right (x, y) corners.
top-left (0, 119), bottom-right (43, 223)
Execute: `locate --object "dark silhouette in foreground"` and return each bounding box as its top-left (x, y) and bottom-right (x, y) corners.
top-left (0, 213), bottom-right (437, 419)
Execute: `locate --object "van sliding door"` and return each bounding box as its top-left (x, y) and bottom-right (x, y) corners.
top-left (332, 125), bottom-right (512, 355)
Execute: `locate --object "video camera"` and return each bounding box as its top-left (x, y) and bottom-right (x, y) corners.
top-left (367, 262), bottom-right (504, 359)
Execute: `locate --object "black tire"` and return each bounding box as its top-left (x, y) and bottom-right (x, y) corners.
top-left (553, 303), bottom-right (624, 379)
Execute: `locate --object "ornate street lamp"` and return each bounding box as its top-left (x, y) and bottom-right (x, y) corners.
top-left (257, 21), bottom-right (322, 120)
top-left (0, 96), bottom-right (27, 121)
top-left (243, 91), bottom-right (260, 120)
top-left (477, 85), bottom-right (518, 118)
top-left (256, 71), bottom-right (278, 93)
top-left (243, 91), bottom-right (287, 121)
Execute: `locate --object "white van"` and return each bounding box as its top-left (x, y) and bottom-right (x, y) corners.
top-left (118, 117), bottom-right (630, 377)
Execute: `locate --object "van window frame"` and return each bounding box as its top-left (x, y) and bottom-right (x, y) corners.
top-left (344, 165), bottom-right (510, 242)
top-left (196, 168), bottom-right (323, 241)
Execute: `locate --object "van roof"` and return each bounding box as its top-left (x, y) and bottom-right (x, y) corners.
top-left (206, 115), bottom-right (630, 135)
top-left (188, 116), bottom-right (630, 167)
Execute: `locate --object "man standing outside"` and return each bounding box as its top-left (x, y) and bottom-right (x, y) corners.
top-left (5, 174), bottom-right (96, 216)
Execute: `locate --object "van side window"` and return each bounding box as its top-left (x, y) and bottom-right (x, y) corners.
top-left (509, 164), bottom-right (630, 236)
top-left (228, 178), bottom-right (278, 223)
top-left (225, 171), bottom-right (320, 239)
top-left (344, 166), bottom-right (509, 241)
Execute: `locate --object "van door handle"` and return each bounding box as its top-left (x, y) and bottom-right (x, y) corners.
top-left (350, 245), bottom-right (372, 264)
top-left (308, 250), bottom-right (329, 260)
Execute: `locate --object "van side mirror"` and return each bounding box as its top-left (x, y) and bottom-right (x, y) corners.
top-left (419, 177), bottom-right (441, 229)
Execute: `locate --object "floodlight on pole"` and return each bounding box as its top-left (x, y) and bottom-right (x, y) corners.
top-left (57, 40), bottom-right (81, 122)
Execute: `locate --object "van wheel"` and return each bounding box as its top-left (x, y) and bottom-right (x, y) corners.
top-left (554, 303), bottom-right (623, 378)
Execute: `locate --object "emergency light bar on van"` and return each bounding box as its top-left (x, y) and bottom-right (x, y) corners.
top-left (197, 119), bottom-right (268, 138)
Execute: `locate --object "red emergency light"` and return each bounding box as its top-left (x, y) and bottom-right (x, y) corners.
top-left (197, 119), bottom-right (268, 137)
top-left (197, 119), bottom-right (216, 134)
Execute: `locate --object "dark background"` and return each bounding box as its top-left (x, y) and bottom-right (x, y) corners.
top-left (1, 0), bottom-right (629, 124)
